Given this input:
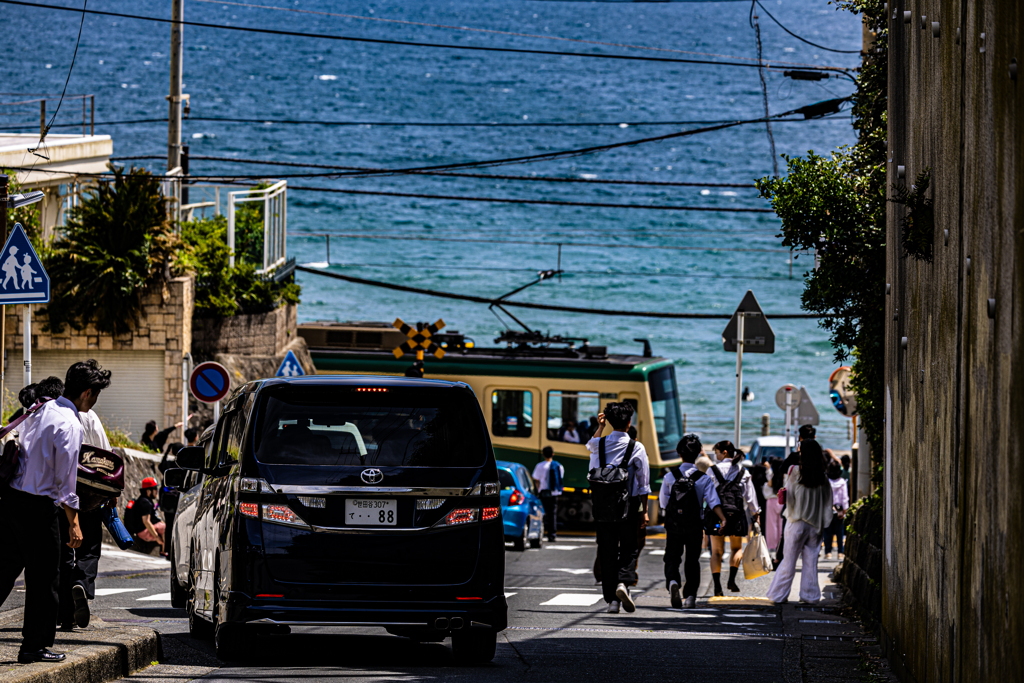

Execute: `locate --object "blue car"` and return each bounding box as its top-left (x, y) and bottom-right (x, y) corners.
top-left (496, 461), bottom-right (544, 551)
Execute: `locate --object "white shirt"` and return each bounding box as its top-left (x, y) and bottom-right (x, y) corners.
top-left (79, 409), bottom-right (111, 450)
top-left (708, 457), bottom-right (760, 516)
top-left (829, 477), bottom-right (850, 511)
top-left (784, 465), bottom-right (834, 528)
top-left (532, 460), bottom-right (565, 496)
top-left (586, 431), bottom-right (651, 497)
top-left (658, 462), bottom-right (721, 518)
top-left (562, 429), bottom-right (580, 444)
top-left (12, 396), bottom-right (84, 509)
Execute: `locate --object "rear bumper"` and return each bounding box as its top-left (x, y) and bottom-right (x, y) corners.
top-left (224, 594), bottom-right (508, 632)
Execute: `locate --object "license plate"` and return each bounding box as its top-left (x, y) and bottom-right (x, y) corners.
top-left (344, 499), bottom-right (397, 526)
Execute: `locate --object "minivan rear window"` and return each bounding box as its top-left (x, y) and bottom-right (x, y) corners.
top-left (252, 385), bottom-right (488, 467)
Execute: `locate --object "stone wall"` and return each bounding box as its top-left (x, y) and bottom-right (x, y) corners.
top-left (4, 276), bottom-right (194, 430)
top-left (884, 2), bottom-right (1022, 681)
top-left (192, 303), bottom-right (296, 358)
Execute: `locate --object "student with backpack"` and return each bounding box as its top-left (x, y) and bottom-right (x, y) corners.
top-left (587, 402), bottom-right (650, 614)
top-left (706, 440), bottom-right (761, 595)
top-left (659, 434), bottom-right (727, 609)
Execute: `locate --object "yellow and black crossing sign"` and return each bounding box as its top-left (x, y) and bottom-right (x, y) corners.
top-left (392, 318), bottom-right (446, 360)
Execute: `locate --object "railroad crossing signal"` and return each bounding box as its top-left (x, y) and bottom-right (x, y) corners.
top-left (392, 318), bottom-right (446, 360)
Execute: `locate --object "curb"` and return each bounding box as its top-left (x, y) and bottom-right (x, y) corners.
top-left (0, 609), bottom-right (160, 683)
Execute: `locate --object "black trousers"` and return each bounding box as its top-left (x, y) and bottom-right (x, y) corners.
top-left (58, 506), bottom-right (104, 624)
top-left (595, 498), bottom-right (641, 603)
top-left (540, 494), bottom-right (557, 537)
top-left (0, 488), bottom-right (62, 653)
top-left (664, 528), bottom-right (703, 599)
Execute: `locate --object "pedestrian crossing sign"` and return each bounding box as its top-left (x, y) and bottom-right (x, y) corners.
top-left (275, 349), bottom-right (305, 377)
top-left (0, 223), bottom-right (49, 305)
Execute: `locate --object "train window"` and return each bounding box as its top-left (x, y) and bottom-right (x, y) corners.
top-left (547, 390), bottom-right (601, 443)
top-left (648, 366), bottom-right (684, 455)
top-left (491, 390), bottom-right (533, 438)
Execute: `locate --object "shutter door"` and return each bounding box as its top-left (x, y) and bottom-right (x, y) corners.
top-left (6, 350), bottom-right (166, 442)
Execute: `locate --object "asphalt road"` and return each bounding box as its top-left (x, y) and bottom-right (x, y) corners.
top-left (2, 537), bottom-right (841, 682)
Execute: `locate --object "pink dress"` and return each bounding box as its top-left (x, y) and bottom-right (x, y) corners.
top-left (763, 482), bottom-right (784, 551)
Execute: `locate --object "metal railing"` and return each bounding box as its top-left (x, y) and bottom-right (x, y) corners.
top-left (0, 93), bottom-right (96, 136)
top-left (226, 181), bottom-right (287, 273)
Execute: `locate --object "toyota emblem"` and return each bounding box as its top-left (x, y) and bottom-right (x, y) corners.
top-left (361, 468), bottom-right (384, 484)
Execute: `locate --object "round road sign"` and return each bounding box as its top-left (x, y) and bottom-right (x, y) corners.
top-left (190, 362), bottom-right (231, 404)
top-left (774, 384), bottom-right (798, 411)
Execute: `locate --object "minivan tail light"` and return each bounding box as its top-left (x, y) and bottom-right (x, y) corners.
top-left (439, 508), bottom-right (478, 526)
top-left (482, 507), bottom-right (499, 521)
top-left (262, 504), bottom-right (309, 528)
top-left (416, 498), bottom-right (446, 510)
top-left (483, 482), bottom-right (499, 495)
top-left (239, 502), bottom-right (259, 519)
top-left (240, 478), bottom-right (265, 492)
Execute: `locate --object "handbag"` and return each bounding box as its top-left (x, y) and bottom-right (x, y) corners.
top-left (102, 504), bottom-right (134, 550)
top-left (742, 523), bottom-right (772, 580)
top-left (0, 399), bottom-right (52, 486)
top-left (777, 487), bottom-right (786, 506)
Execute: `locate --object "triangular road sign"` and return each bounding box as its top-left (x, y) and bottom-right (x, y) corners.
top-left (275, 349), bottom-right (305, 377)
top-left (0, 223), bottom-right (49, 305)
top-left (722, 290), bottom-right (775, 354)
top-left (795, 386), bottom-right (820, 426)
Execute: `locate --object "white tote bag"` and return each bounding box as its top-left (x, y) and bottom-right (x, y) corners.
top-left (742, 523), bottom-right (773, 580)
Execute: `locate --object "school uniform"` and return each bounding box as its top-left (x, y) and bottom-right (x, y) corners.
top-left (531, 459), bottom-right (565, 539)
top-left (659, 463), bottom-right (720, 599)
top-left (587, 431), bottom-right (650, 605)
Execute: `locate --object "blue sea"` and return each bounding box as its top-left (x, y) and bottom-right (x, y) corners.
top-left (2, 0), bottom-right (862, 448)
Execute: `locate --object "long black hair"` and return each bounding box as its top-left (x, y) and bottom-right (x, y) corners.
top-left (769, 457), bottom-right (785, 493)
top-left (798, 439), bottom-right (828, 488)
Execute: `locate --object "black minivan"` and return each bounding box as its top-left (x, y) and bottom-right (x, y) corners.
top-left (164, 376), bottom-right (507, 663)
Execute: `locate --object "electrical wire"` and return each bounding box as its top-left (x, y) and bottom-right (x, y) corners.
top-left (192, 0), bottom-right (840, 71)
top-left (295, 265), bottom-right (820, 319)
top-left (35, 0), bottom-right (88, 145)
top-left (750, 1), bottom-right (778, 178)
top-left (113, 153), bottom-right (758, 188)
top-left (754, 0), bottom-right (861, 55)
top-left (0, 0), bottom-right (852, 75)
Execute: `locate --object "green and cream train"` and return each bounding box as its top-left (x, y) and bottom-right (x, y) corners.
top-left (299, 322), bottom-right (685, 525)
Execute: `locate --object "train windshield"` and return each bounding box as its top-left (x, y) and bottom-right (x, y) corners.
top-left (648, 365), bottom-right (683, 456)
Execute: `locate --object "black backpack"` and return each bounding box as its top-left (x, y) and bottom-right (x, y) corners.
top-left (588, 437), bottom-right (636, 523)
top-left (709, 460), bottom-right (746, 518)
top-left (664, 466), bottom-right (704, 530)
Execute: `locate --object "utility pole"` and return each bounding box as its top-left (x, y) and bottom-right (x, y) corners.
top-left (167, 0), bottom-right (184, 171)
top-left (0, 174), bottom-right (7, 417)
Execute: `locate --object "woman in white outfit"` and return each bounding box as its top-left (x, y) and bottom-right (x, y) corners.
top-left (766, 440), bottom-right (833, 604)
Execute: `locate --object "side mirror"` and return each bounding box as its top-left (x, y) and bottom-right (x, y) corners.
top-left (175, 446), bottom-right (206, 471)
top-left (163, 468), bottom-right (189, 491)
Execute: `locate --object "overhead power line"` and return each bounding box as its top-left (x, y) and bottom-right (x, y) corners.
top-left (1, 0), bottom-right (851, 75)
top-left (193, 0), bottom-right (839, 70)
top-left (295, 265), bottom-right (820, 320)
top-left (755, 0), bottom-right (861, 54)
top-left (312, 261), bottom-right (792, 281)
top-left (112, 154), bottom-right (758, 188)
top-left (34, 0), bottom-right (87, 147)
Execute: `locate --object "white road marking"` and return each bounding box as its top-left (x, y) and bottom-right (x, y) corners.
top-left (137, 592), bottom-right (172, 601)
top-left (95, 588), bottom-right (145, 597)
top-left (504, 592), bottom-right (517, 598)
top-left (505, 586), bottom-right (598, 591)
top-left (648, 549), bottom-right (666, 556)
top-left (721, 622), bottom-right (771, 626)
top-left (540, 593), bottom-right (605, 607)
top-left (549, 568), bottom-right (591, 575)
top-left (544, 545), bottom-right (582, 551)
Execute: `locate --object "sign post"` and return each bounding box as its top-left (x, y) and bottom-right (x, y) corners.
top-left (775, 384), bottom-right (798, 457)
top-left (0, 223), bottom-right (51, 392)
top-left (722, 291), bottom-right (775, 448)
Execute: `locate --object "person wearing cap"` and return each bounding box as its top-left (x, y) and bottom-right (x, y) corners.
top-left (125, 478), bottom-right (166, 555)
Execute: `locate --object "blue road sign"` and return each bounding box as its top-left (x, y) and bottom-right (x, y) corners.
top-left (0, 223), bottom-right (50, 305)
top-left (189, 362), bottom-right (231, 404)
top-left (276, 350), bottom-right (305, 377)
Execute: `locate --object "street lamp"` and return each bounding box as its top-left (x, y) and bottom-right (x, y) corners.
top-left (7, 191), bottom-right (45, 209)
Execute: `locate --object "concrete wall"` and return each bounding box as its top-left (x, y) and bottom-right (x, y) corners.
top-left (884, 2), bottom-right (1022, 681)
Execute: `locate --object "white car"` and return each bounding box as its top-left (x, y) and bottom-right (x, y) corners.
top-left (747, 436), bottom-right (798, 465)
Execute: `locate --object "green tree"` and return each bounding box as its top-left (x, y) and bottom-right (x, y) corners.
top-left (2, 169), bottom-right (43, 246)
top-left (43, 165), bottom-right (179, 336)
top-left (756, 0), bottom-right (887, 462)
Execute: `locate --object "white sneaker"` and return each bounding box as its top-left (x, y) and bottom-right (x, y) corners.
top-left (700, 550), bottom-right (711, 559)
top-left (616, 583), bottom-right (636, 612)
top-left (824, 553), bottom-right (832, 560)
top-left (682, 596), bottom-right (697, 609)
top-left (606, 600), bottom-right (620, 613)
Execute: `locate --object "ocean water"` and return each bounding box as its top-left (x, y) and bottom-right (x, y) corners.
top-left (3, 0), bottom-right (862, 448)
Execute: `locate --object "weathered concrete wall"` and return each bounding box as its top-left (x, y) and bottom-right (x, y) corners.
top-left (885, 2), bottom-right (1022, 681)
top-left (192, 303), bottom-right (297, 358)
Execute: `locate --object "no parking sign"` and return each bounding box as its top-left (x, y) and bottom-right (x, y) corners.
top-left (189, 362), bottom-right (231, 404)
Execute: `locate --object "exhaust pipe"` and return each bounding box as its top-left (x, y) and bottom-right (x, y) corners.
top-left (434, 617), bottom-right (449, 630)
top-left (450, 617), bottom-right (464, 630)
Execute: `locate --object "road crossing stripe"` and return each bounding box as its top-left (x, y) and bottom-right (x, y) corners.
top-left (504, 592), bottom-right (517, 598)
top-left (548, 568), bottom-right (591, 575)
top-left (137, 593), bottom-right (172, 601)
top-left (94, 588), bottom-right (145, 596)
top-left (539, 594), bottom-right (605, 606)
top-left (506, 626), bottom-right (786, 639)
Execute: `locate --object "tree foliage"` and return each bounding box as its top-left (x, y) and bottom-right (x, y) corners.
top-left (44, 165), bottom-right (180, 336)
top-left (756, 0), bottom-right (887, 459)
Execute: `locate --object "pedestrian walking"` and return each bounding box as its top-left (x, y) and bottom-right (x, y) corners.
top-left (532, 446), bottom-right (564, 541)
top-left (587, 402), bottom-right (650, 614)
top-left (0, 363), bottom-right (106, 662)
top-left (54, 363), bottom-right (112, 631)
top-left (763, 457), bottom-right (785, 553)
top-left (766, 439), bottom-right (834, 604)
top-left (125, 478), bottom-right (166, 554)
top-left (660, 434), bottom-right (727, 609)
top-left (776, 423), bottom-right (818, 565)
top-left (706, 441), bottom-right (760, 595)
top-left (822, 460), bottom-right (850, 559)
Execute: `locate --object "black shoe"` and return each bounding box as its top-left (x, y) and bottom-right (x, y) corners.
top-left (669, 582), bottom-right (682, 609)
top-left (18, 649), bottom-right (66, 663)
top-left (714, 588), bottom-right (724, 597)
top-left (728, 581), bottom-right (741, 593)
top-left (58, 622), bottom-right (75, 632)
top-left (72, 585), bottom-right (90, 628)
